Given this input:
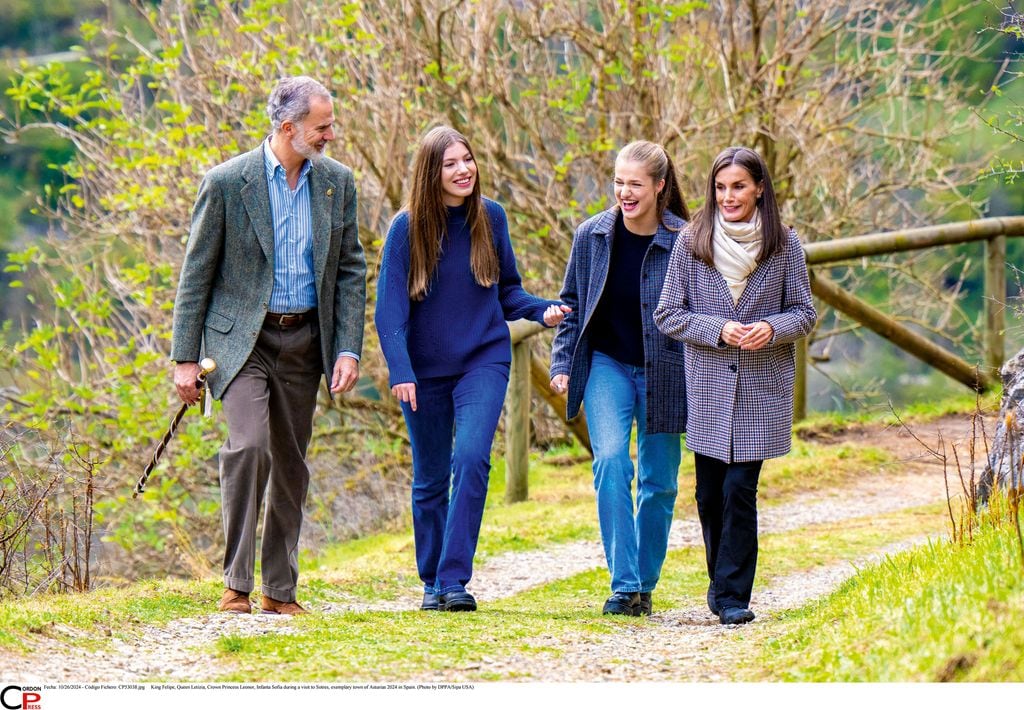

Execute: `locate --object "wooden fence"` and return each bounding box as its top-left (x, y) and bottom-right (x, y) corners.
top-left (796, 215), bottom-right (1024, 418)
top-left (503, 215), bottom-right (1024, 502)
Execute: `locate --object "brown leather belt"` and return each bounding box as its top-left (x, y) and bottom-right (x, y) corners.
top-left (264, 311), bottom-right (312, 328)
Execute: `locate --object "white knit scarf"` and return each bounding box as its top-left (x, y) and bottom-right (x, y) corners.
top-left (712, 211), bottom-right (763, 304)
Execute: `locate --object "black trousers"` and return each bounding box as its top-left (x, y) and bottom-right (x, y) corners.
top-left (694, 453), bottom-right (763, 611)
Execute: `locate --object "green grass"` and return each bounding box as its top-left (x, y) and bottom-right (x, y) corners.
top-left (0, 430), bottom-right (925, 644)
top-left (197, 504), bottom-right (950, 683)
top-left (758, 439), bottom-right (893, 501)
top-left (749, 515), bottom-right (1024, 682)
top-left (0, 578), bottom-right (218, 651)
top-left (2, 394), bottom-right (1013, 682)
top-left (794, 389), bottom-right (999, 436)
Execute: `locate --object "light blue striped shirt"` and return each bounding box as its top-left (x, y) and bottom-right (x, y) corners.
top-left (264, 140), bottom-right (317, 313)
top-left (262, 141), bottom-right (359, 363)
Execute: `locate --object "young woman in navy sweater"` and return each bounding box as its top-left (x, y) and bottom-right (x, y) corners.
top-left (375, 126), bottom-right (568, 612)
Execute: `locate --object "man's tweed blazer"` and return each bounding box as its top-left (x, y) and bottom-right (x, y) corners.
top-left (170, 146), bottom-right (366, 399)
top-left (654, 228), bottom-right (816, 462)
top-left (549, 207), bottom-right (687, 435)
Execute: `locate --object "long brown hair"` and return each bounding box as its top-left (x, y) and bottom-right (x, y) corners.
top-left (616, 141), bottom-right (690, 227)
top-left (690, 146), bottom-right (785, 267)
top-left (406, 126), bottom-right (498, 300)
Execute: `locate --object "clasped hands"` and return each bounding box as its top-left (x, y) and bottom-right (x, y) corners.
top-left (721, 320), bottom-right (774, 350)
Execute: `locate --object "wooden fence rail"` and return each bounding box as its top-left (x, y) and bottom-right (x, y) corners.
top-left (503, 216), bottom-right (1024, 502)
top-left (797, 215), bottom-right (1024, 419)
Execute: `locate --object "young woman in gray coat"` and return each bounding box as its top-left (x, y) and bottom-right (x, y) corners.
top-left (654, 146), bottom-right (816, 625)
top-left (550, 141), bottom-right (688, 617)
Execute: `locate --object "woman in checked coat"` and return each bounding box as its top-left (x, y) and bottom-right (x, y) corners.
top-left (654, 146), bottom-right (816, 625)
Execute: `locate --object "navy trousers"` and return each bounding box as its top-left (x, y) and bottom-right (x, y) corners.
top-left (401, 363), bottom-right (509, 596)
top-left (694, 453), bottom-right (763, 611)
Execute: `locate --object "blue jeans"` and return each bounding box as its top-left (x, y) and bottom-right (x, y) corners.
top-left (584, 351), bottom-right (681, 593)
top-left (401, 363), bottom-right (509, 596)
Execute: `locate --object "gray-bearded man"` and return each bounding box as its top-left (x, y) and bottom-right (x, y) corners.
top-left (171, 76), bottom-right (365, 615)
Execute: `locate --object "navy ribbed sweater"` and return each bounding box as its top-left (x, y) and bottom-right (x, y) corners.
top-left (375, 198), bottom-right (553, 386)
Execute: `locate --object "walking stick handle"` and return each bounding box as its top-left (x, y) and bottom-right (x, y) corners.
top-left (198, 357), bottom-right (215, 417)
top-left (198, 357), bottom-right (216, 380)
top-left (133, 358), bottom-right (218, 499)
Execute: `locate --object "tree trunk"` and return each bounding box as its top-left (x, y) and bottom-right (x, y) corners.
top-left (979, 347), bottom-right (1024, 505)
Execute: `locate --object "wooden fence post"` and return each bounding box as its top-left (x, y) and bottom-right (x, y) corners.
top-left (528, 353), bottom-right (592, 454)
top-left (985, 235), bottom-right (1006, 375)
top-left (504, 337), bottom-right (531, 503)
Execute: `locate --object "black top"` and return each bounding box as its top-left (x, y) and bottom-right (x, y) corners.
top-left (588, 212), bottom-right (653, 367)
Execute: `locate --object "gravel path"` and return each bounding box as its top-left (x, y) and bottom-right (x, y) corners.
top-left (2, 414), bottom-right (979, 683)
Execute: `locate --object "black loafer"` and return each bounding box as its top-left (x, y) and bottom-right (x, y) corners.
top-left (707, 582), bottom-right (719, 616)
top-left (719, 607), bottom-right (755, 625)
top-left (602, 592), bottom-right (640, 616)
top-left (420, 592), bottom-right (439, 611)
top-left (439, 590), bottom-right (477, 612)
top-left (637, 592), bottom-right (653, 616)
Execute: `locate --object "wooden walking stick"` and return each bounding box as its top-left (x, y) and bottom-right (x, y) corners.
top-left (133, 358), bottom-right (216, 498)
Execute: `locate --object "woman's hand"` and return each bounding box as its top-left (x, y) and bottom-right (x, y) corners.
top-left (391, 382), bottom-right (418, 412)
top-left (720, 320), bottom-right (749, 347)
top-left (543, 304), bottom-right (572, 327)
top-left (721, 320), bottom-right (774, 350)
top-left (738, 321), bottom-right (774, 350)
top-left (549, 374), bottom-right (569, 395)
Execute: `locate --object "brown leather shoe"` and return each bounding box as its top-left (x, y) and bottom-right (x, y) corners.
top-left (260, 595), bottom-right (309, 615)
top-left (218, 588), bottom-right (252, 614)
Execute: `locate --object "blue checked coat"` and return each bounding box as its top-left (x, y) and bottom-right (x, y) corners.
top-left (549, 208), bottom-right (687, 435)
top-left (653, 227), bottom-right (816, 462)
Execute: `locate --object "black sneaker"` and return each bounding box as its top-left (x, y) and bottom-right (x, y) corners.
top-left (439, 590), bottom-right (477, 612)
top-left (602, 592), bottom-right (640, 616)
top-left (637, 592), bottom-right (653, 616)
top-left (420, 592), bottom-right (439, 611)
top-left (719, 607), bottom-right (755, 625)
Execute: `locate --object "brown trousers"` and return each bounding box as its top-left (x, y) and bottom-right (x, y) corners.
top-left (219, 318), bottom-right (322, 602)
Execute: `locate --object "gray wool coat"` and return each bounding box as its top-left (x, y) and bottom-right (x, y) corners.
top-left (170, 146), bottom-right (366, 399)
top-left (549, 207), bottom-right (687, 435)
top-left (653, 227), bottom-right (815, 462)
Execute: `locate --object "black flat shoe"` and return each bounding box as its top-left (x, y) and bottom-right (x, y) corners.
top-left (637, 592), bottom-right (653, 616)
top-left (719, 607), bottom-right (755, 625)
top-left (602, 592), bottom-right (640, 616)
top-left (439, 590), bottom-right (477, 612)
top-left (420, 592), bottom-right (439, 611)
